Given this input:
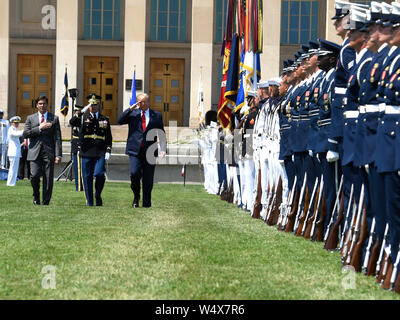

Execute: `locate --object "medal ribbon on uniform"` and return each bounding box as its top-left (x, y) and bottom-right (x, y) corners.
top-left (370, 63), bottom-right (379, 83)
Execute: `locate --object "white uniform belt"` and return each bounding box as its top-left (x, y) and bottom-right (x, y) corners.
top-left (308, 110), bottom-right (319, 116)
top-left (385, 105), bottom-right (400, 114)
top-left (318, 119), bottom-right (331, 126)
top-left (243, 134), bottom-right (251, 138)
top-left (343, 110), bottom-right (359, 119)
top-left (359, 104), bottom-right (386, 113)
top-left (300, 115), bottom-right (310, 121)
top-left (335, 87), bottom-right (347, 95)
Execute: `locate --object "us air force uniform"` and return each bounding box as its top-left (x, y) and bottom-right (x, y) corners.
top-left (375, 3), bottom-right (400, 267)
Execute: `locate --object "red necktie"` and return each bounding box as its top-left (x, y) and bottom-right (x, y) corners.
top-left (142, 111), bottom-right (146, 131)
top-left (41, 115), bottom-right (45, 123)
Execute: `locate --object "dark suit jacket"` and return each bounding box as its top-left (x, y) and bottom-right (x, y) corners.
top-left (23, 112), bottom-right (62, 161)
top-left (118, 108), bottom-right (166, 157)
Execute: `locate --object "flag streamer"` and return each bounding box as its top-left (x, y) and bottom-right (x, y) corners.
top-left (217, 0), bottom-right (263, 129)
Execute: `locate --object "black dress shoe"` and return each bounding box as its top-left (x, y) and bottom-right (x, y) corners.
top-left (33, 199), bottom-right (40, 205)
top-left (132, 199), bottom-right (139, 208)
top-left (95, 196), bottom-right (103, 207)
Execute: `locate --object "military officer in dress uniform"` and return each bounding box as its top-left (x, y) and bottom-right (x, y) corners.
top-left (70, 94), bottom-right (112, 207)
top-left (354, 2), bottom-right (392, 259)
top-left (69, 104), bottom-right (84, 192)
top-left (0, 109), bottom-right (9, 169)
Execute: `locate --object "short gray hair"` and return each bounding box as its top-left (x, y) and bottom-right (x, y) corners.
top-left (137, 93), bottom-right (149, 101)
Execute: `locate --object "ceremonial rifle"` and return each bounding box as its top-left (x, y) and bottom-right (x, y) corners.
top-left (366, 237), bottom-right (381, 277)
top-left (338, 185), bottom-right (355, 251)
top-left (362, 217), bottom-right (376, 275)
top-left (293, 173), bottom-right (308, 234)
top-left (267, 177), bottom-right (282, 226)
top-left (389, 244), bottom-right (400, 291)
top-left (380, 245), bottom-right (393, 289)
top-left (349, 204), bottom-right (368, 272)
top-left (345, 184), bottom-right (365, 266)
top-left (295, 187), bottom-right (310, 237)
top-left (308, 176), bottom-right (324, 240)
top-left (301, 177), bottom-right (319, 237)
top-left (284, 188), bottom-right (299, 233)
top-left (280, 176), bottom-right (297, 231)
top-left (252, 165), bottom-right (262, 219)
top-left (323, 175), bottom-right (344, 243)
top-left (375, 223), bottom-right (390, 280)
top-left (266, 180), bottom-right (277, 225)
top-left (313, 192), bottom-right (327, 242)
top-left (341, 199), bottom-right (358, 262)
top-left (272, 177), bottom-right (283, 225)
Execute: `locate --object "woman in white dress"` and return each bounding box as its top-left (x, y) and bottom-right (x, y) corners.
top-left (7, 116), bottom-right (24, 186)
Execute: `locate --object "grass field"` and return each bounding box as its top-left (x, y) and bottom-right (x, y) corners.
top-left (0, 180), bottom-right (399, 300)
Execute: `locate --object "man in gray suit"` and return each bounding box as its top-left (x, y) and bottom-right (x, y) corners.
top-left (23, 96), bottom-right (62, 205)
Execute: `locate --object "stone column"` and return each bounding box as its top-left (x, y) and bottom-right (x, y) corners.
top-left (55, 0), bottom-right (78, 123)
top-left (0, 0), bottom-right (9, 117)
top-left (123, 0), bottom-right (146, 110)
top-left (325, 0), bottom-right (342, 43)
top-left (190, 0), bottom-right (214, 128)
top-left (260, 0), bottom-right (281, 80)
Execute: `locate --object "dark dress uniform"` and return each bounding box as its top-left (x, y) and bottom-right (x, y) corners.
top-left (69, 108), bottom-right (83, 192)
top-left (279, 86), bottom-right (295, 192)
top-left (70, 96), bottom-right (112, 207)
top-left (376, 51), bottom-right (400, 265)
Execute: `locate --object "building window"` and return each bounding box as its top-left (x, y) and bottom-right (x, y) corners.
top-left (150, 0), bottom-right (187, 42)
top-left (351, 0), bottom-right (371, 4)
top-left (84, 0), bottom-right (121, 40)
top-left (281, 1), bottom-right (318, 45)
top-left (215, 0), bottom-right (228, 43)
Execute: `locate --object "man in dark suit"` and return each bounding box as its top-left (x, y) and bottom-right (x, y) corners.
top-left (118, 93), bottom-right (166, 208)
top-left (23, 96), bottom-right (62, 205)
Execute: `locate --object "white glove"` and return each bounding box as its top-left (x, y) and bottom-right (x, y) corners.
top-left (81, 103), bottom-right (91, 114)
top-left (365, 164), bottom-right (370, 175)
top-left (398, 170), bottom-right (400, 177)
top-left (308, 150), bottom-right (313, 157)
top-left (326, 150), bottom-right (339, 163)
top-left (105, 152), bottom-right (111, 161)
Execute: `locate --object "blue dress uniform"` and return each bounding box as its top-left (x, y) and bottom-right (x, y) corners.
top-left (376, 52), bottom-right (400, 267)
top-left (70, 95), bottom-right (112, 207)
top-left (341, 47), bottom-right (373, 238)
top-left (356, 43), bottom-right (391, 247)
top-left (315, 68), bottom-right (337, 235)
top-left (328, 37), bottom-right (356, 154)
top-left (279, 83), bottom-right (295, 191)
top-left (289, 77), bottom-right (309, 193)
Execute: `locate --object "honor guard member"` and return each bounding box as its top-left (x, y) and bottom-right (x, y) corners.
top-left (70, 94), bottom-right (112, 207)
top-left (374, 2), bottom-right (400, 286)
top-left (69, 104), bottom-right (84, 191)
top-left (288, 49), bottom-right (312, 200)
top-left (355, 2), bottom-right (392, 255)
top-left (278, 61), bottom-right (296, 193)
top-left (325, 0), bottom-right (357, 244)
top-left (0, 109), bottom-right (9, 169)
top-left (6, 116), bottom-right (23, 186)
top-left (339, 7), bottom-right (372, 240)
top-left (241, 91), bottom-right (258, 211)
top-left (252, 80), bottom-right (269, 214)
top-left (314, 39), bottom-right (341, 235)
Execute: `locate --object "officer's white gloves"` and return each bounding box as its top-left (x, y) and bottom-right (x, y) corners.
top-left (365, 164), bottom-right (370, 175)
top-left (81, 103), bottom-right (92, 114)
top-left (105, 152), bottom-right (111, 161)
top-left (308, 150), bottom-right (313, 157)
top-left (326, 150), bottom-right (339, 163)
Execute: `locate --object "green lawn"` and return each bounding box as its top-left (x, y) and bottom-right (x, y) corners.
top-left (0, 180), bottom-right (399, 300)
